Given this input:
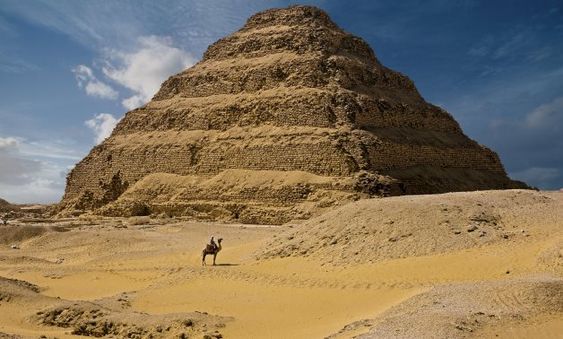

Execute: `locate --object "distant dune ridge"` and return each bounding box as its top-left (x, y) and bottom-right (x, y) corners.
top-left (58, 5), bottom-right (526, 222)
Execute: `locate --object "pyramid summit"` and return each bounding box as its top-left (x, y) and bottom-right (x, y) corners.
top-left (59, 5), bottom-right (526, 223)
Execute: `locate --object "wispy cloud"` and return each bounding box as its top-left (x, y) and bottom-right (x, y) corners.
top-left (72, 64), bottom-right (118, 100)
top-left (525, 96), bottom-right (563, 129)
top-left (0, 51), bottom-right (38, 73)
top-left (0, 165), bottom-right (67, 204)
top-left (18, 140), bottom-right (83, 161)
top-left (0, 136), bottom-right (82, 161)
top-left (0, 136), bottom-right (75, 203)
top-left (85, 113), bottom-right (120, 144)
top-left (0, 0), bottom-right (268, 54)
top-left (0, 1), bottom-right (129, 49)
top-left (487, 96), bottom-right (563, 133)
top-left (102, 35), bottom-right (195, 110)
top-left (468, 36), bottom-right (494, 57)
top-left (0, 136), bottom-right (18, 150)
top-left (491, 31), bottom-right (531, 60)
top-left (0, 153), bottom-right (41, 185)
top-left (440, 51), bottom-right (563, 189)
top-left (468, 28), bottom-right (557, 65)
top-left (526, 46), bottom-right (553, 63)
top-left (445, 65), bottom-right (563, 123)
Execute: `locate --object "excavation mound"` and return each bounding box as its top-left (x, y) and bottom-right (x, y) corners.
top-left (259, 190), bottom-right (563, 263)
top-left (59, 5), bottom-right (525, 223)
top-left (0, 274), bottom-right (230, 338)
top-left (35, 301), bottom-right (229, 338)
top-left (0, 276), bottom-right (41, 303)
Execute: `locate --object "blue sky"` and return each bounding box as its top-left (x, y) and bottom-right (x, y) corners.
top-left (0, 0), bottom-right (561, 203)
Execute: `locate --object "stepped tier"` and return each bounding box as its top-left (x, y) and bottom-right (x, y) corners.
top-left (59, 5), bottom-right (526, 223)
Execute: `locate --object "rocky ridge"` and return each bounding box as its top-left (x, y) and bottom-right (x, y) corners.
top-left (0, 198), bottom-right (15, 212)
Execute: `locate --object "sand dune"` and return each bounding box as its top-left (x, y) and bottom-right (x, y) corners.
top-left (259, 189), bottom-right (563, 265)
top-left (0, 190), bottom-right (561, 338)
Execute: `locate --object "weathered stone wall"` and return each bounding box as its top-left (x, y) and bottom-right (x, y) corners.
top-left (201, 22), bottom-right (377, 64)
top-left (368, 142), bottom-right (505, 173)
top-left (95, 170), bottom-right (391, 224)
top-left (63, 131), bottom-right (359, 204)
top-left (63, 126), bottom-right (511, 208)
top-left (120, 90), bottom-right (454, 134)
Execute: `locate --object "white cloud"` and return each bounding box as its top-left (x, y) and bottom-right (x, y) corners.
top-left (0, 166), bottom-right (67, 204)
top-left (85, 113), bottom-right (120, 144)
top-left (73, 64), bottom-right (118, 99)
top-left (0, 136), bottom-right (19, 150)
top-left (525, 96), bottom-right (563, 129)
top-left (73, 64), bottom-right (93, 78)
top-left (0, 144), bottom-right (41, 185)
top-left (102, 35), bottom-right (196, 110)
top-left (121, 95), bottom-right (146, 111)
top-left (0, 136), bottom-right (75, 203)
top-left (84, 81), bottom-right (118, 99)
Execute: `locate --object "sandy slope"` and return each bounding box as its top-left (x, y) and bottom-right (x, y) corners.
top-left (259, 189), bottom-right (563, 264)
top-left (0, 190), bottom-right (561, 338)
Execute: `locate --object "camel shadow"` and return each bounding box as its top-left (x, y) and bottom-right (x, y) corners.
top-left (213, 263), bottom-right (240, 267)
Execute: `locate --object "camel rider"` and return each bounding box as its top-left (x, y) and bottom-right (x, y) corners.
top-left (209, 236), bottom-right (218, 251)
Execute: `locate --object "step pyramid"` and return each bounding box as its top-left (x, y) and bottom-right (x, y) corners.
top-left (59, 5), bottom-right (526, 224)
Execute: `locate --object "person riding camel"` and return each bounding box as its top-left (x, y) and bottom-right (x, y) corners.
top-left (208, 236), bottom-right (218, 251)
top-left (202, 236), bottom-right (223, 266)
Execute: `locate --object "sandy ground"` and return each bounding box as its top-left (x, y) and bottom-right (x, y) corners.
top-left (0, 190), bottom-right (561, 338)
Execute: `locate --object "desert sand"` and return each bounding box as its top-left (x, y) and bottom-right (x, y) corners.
top-left (0, 189), bottom-right (562, 338)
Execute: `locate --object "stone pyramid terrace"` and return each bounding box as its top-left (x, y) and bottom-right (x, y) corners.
top-left (59, 6), bottom-right (525, 224)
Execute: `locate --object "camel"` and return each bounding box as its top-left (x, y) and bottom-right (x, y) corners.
top-left (202, 238), bottom-right (223, 266)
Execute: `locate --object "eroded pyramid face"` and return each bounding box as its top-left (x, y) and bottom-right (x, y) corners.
top-left (59, 6), bottom-right (525, 224)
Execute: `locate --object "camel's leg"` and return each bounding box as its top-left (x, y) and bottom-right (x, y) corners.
top-left (213, 253), bottom-right (217, 266)
top-left (202, 252), bottom-right (207, 266)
